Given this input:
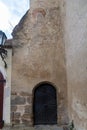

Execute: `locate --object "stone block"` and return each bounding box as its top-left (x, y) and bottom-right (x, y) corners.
top-left (11, 96), bottom-right (26, 105)
top-left (11, 112), bottom-right (21, 121)
top-left (22, 113), bottom-right (31, 119)
top-left (20, 92), bottom-right (31, 96)
top-left (11, 105), bottom-right (17, 112)
top-left (14, 112), bottom-right (21, 119)
top-left (25, 105), bottom-right (32, 114)
top-left (27, 97), bottom-right (32, 104)
top-left (14, 119), bottom-right (20, 124)
top-left (22, 114), bottom-right (32, 126)
top-left (11, 91), bottom-right (17, 95)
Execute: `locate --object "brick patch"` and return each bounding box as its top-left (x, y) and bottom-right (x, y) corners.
top-left (32, 8), bottom-right (46, 18)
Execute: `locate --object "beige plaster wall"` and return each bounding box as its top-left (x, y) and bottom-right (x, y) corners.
top-left (60, 0), bottom-right (87, 130)
top-left (11, 0), bottom-right (68, 125)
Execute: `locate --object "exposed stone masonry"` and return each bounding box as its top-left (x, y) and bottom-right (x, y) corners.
top-left (11, 92), bottom-right (33, 126)
top-left (3, 0), bottom-right (87, 130)
top-left (11, 90), bottom-right (68, 126)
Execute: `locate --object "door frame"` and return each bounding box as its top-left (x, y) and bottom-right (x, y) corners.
top-left (33, 81), bottom-right (57, 125)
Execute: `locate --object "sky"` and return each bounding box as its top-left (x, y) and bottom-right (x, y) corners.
top-left (0, 0), bottom-right (30, 38)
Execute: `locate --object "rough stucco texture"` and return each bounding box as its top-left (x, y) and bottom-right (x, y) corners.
top-left (60, 0), bottom-right (87, 130)
top-left (11, 0), bottom-right (68, 126)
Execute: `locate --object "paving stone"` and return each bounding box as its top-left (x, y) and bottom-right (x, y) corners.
top-left (2, 125), bottom-right (64, 130)
top-left (34, 125), bottom-right (63, 130)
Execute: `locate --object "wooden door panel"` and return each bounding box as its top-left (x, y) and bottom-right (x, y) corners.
top-left (33, 83), bottom-right (57, 125)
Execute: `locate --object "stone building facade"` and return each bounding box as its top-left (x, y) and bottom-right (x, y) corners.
top-left (11, 0), bottom-right (68, 126)
top-left (0, 0), bottom-right (87, 130)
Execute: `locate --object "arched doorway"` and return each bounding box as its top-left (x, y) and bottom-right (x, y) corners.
top-left (33, 83), bottom-right (57, 125)
top-left (0, 72), bottom-right (5, 128)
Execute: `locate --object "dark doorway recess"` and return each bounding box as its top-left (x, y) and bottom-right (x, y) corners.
top-left (0, 72), bottom-right (5, 128)
top-left (33, 83), bottom-right (57, 125)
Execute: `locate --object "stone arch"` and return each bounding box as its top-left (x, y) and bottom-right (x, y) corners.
top-left (33, 81), bottom-right (57, 125)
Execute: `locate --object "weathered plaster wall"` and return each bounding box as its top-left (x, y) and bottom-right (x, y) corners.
top-left (11, 0), bottom-right (68, 126)
top-left (60, 0), bottom-right (87, 130)
top-left (30, 0), bottom-right (59, 10)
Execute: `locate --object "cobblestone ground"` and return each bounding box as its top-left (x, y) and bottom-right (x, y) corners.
top-left (35, 125), bottom-right (63, 130)
top-left (1, 125), bottom-right (68, 130)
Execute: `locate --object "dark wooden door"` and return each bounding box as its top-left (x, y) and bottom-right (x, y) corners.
top-left (33, 83), bottom-right (57, 125)
top-left (0, 72), bottom-right (5, 128)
